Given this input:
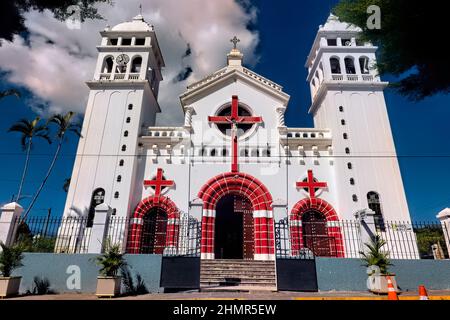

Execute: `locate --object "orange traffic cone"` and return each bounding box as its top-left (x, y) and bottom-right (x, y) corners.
top-left (419, 285), bottom-right (429, 300)
top-left (387, 276), bottom-right (399, 300)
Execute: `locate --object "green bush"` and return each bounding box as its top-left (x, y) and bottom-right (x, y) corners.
top-left (0, 242), bottom-right (24, 277)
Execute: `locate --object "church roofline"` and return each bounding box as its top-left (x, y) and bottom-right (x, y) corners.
top-left (179, 67), bottom-right (290, 108)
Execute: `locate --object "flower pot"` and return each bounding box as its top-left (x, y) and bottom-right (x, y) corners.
top-left (367, 274), bottom-right (399, 294)
top-left (0, 276), bottom-right (22, 298)
top-left (96, 276), bottom-right (121, 297)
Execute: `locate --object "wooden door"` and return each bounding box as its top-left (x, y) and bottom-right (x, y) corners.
top-left (234, 196), bottom-right (254, 260)
top-left (302, 210), bottom-right (332, 257)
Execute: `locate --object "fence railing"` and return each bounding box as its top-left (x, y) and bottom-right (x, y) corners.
top-left (9, 216), bottom-right (91, 254)
top-left (275, 219), bottom-right (449, 260)
top-left (6, 215), bottom-right (449, 261)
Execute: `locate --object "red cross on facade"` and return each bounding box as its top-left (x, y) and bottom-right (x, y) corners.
top-left (144, 168), bottom-right (174, 204)
top-left (296, 170), bottom-right (328, 199)
top-left (208, 95), bottom-right (263, 172)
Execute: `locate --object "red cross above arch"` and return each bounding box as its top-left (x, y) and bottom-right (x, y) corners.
top-left (296, 170), bottom-right (328, 199)
top-left (144, 168), bottom-right (174, 204)
top-left (208, 95), bottom-right (263, 172)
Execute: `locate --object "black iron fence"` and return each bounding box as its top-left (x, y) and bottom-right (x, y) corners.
top-left (8, 216), bottom-right (91, 253)
top-left (379, 221), bottom-right (449, 260)
top-left (106, 215), bottom-right (201, 257)
top-left (275, 218), bottom-right (449, 260)
top-left (5, 214), bottom-right (449, 261)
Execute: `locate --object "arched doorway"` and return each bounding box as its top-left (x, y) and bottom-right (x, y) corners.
top-left (127, 195), bottom-right (180, 254)
top-left (198, 172), bottom-right (274, 260)
top-left (140, 207), bottom-right (168, 254)
top-left (290, 198), bottom-right (344, 257)
top-left (302, 210), bottom-right (331, 256)
top-left (214, 194), bottom-right (254, 259)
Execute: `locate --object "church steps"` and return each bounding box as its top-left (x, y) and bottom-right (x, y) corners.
top-left (200, 259), bottom-right (277, 291)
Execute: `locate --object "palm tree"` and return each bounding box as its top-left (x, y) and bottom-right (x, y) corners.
top-left (8, 117), bottom-right (51, 202)
top-left (22, 112), bottom-right (81, 219)
top-left (0, 89), bottom-right (21, 100)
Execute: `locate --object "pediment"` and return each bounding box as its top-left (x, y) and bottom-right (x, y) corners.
top-left (179, 66), bottom-right (290, 108)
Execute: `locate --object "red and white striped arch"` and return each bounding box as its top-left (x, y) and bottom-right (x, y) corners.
top-left (289, 198), bottom-right (345, 257)
top-left (126, 195), bottom-right (180, 254)
top-left (198, 172), bottom-right (275, 260)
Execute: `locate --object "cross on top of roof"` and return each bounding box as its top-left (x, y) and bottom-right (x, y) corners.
top-left (230, 36), bottom-right (240, 49)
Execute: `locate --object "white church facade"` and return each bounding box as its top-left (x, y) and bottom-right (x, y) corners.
top-left (61, 14), bottom-right (417, 261)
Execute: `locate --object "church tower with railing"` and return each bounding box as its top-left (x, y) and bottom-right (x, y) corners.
top-left (63, 15), bottom-right (165, 223)
top-left (305, 14), bottom-right (411, 224)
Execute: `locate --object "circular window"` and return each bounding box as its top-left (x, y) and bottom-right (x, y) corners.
top-left (215, 104), bottom-right (255, 137)
top-left (148, 175), bottom-right (170, 194)
top-left (301, 177), bottom-right (320, 193)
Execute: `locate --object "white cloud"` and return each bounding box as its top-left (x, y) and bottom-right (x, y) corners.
top-left (0, 0), bottom-right (259, 125)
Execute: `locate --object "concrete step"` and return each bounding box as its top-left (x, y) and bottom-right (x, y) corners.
top-left (201, 270), bottom-right (276, 276)
top-left (200, 285), bottom-right (277, 293)
top-left (201, 280), bottom-right (276, 286)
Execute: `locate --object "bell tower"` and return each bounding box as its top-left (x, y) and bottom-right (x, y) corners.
top-left (63, 14), bottom-right (165, 221)
top-left (305, 14), bottom-right (412, 222)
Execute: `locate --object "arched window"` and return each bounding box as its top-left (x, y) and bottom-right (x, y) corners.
top-left (367, 192), bottom-right (386, 232)
top-left (345, 148), bottom-right (350, 154)
top-left (210, 149), bottom-right (216, 157)
top-left (347, 162), bottom-right (352, 169)
top-left (117, 175), bottom-right (122, 182)
top-left (124, 130), bottom-right (128, 137)
top-left (119, 159), bottom-right (124, 166)
top-left (102, 57), bottom-right (114, 73)
top-left (222, 148), bottom-right (228, 156)
top-left (345, 57), bottom-right (356, 74)
top-left (359, 56), bottom-right (370, 74)
top-left (131, 56), bottom-right (142, 73)
top-left (87, 188), bottom-right (105, 227)
top-left (330, 57), bottom-right (341, 74)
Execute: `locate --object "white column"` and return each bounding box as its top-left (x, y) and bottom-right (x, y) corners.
top-left (354, 209), bottom-right (377, 252)
top-left (87, 203), bottom-right (112, 253)
top-left (189, 198), bottom-right (203, 222)
top-left (183, 107), bottom-right (193, 129)
top-left (437, 208), bottom-right (450, 256)
top-left (0, 202), bottom-right (23, 247)
top-left (276, 108), bottom-right (286, 128)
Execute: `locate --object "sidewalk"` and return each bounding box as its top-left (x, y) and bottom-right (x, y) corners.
top-left (5, 290), bottom-right (450, 300)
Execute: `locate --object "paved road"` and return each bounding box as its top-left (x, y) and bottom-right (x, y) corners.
top-left (5, 290), bottom-right (450, 300)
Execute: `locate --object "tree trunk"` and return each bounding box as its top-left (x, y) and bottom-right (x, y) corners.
top-left (22, 137), bottom-right (63, 219)
top-left (16, 139), bottom-right (32, 202)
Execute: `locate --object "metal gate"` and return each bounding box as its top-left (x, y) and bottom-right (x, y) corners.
top-left (275, 217), bottom-right (318, 292)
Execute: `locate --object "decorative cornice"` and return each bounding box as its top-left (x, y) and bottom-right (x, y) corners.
top-left (179, 67), bottom-right (290, 108)
top-left (308, 81), bottom-right (389, 115)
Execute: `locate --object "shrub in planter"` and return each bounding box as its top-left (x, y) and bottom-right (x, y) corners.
top-left (360, 235), bottom-right (399, 294)
top-left (0, 242), bottom-right (24, 298)
top-left (94, 240), bottom-right (126, 297)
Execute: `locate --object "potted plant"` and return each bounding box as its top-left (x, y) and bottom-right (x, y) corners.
top-left (0, 242), bottom-right (24, 298)
top-left (360, 235), bottom-right (399, 294)
top-left (94, 240), bottom-right (126, 297)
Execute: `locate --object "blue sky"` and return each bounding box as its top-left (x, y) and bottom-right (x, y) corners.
top-left (0, 0), bottom-right (449, 220)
